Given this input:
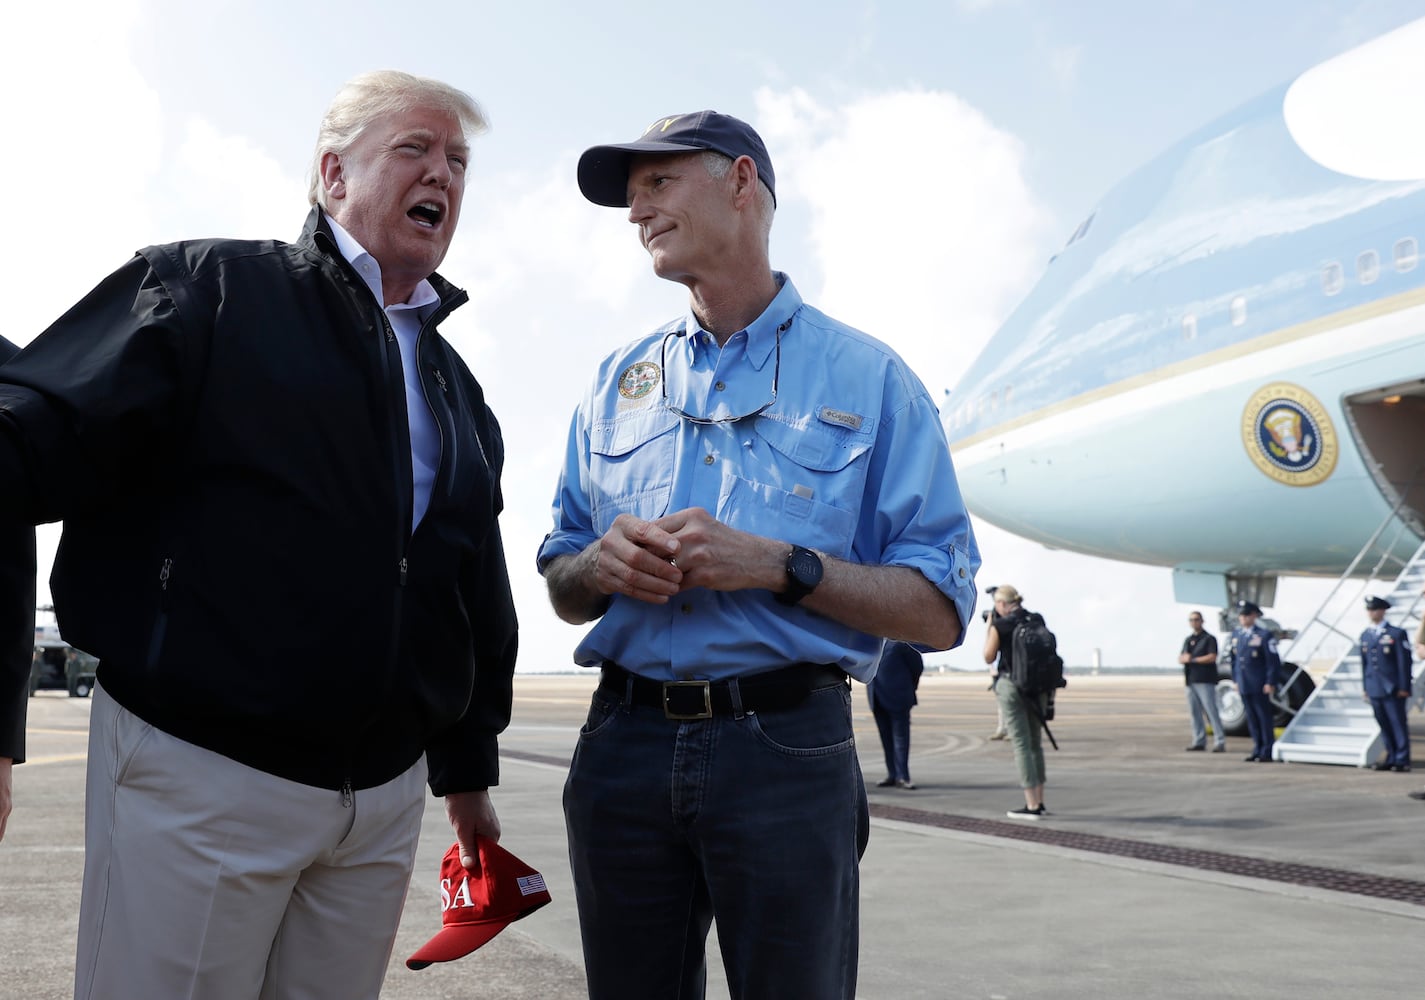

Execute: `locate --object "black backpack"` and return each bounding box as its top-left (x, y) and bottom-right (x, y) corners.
top-left (1010, 612), bottom-right (1066, 697)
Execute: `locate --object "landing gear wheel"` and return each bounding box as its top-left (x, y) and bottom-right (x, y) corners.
top-left (1216, 679), bottom-right (1249, 737)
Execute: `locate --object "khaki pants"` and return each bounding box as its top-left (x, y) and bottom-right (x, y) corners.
top-left (76, 684), bottom-right (426, 1000)
top-left (996, 678), bottom-right (1046, 788)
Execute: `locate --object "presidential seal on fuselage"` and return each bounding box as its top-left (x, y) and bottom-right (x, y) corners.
top-left (1240, 382), bottom-right (1338, 487)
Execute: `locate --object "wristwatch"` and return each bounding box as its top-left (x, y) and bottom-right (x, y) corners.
top-left (775, 545), bottom-right (823, 606)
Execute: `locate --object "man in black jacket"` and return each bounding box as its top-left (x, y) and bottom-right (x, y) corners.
top-left (0, 335), bottom-right (36, 846)
top-left (0, 71), bottom-right (517, 999)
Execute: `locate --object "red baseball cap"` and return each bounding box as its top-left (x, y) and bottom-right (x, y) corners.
top-left (405, 837), bottom-right (552, 970)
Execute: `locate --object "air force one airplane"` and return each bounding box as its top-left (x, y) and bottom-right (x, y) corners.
top-left (945, 19), bottom-right (1425, 616)
top-left (943, 21), bottom-right (1425, 754)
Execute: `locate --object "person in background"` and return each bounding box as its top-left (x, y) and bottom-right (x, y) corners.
top-left (1359, 595), bottom-right (1411, 772)
top-left (1180, 610), bottom-right (1226, 752)
top-left (539, 109), bottom-right (979, 1000)
top-left (1414, 586), bottom-right (1425, 661)
top-left (868, 641), bottom-right (925, 789)
top-left (1231, 600), bottom-right (1281, 763)
top-left (0, 71), bottom-right (517, 998)
top-left (982, 585), bottom-right (1049, 819)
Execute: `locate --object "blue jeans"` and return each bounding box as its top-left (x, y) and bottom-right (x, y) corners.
top-left (564, 676), bottom-right (868, 1000)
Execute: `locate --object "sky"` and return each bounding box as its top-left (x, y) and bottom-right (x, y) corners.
top-left (3, 0), bottom-right (1422, 673)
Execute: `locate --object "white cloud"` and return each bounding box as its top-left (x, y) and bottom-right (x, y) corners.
top-left (754, 86), bottom-right (1054, 396)
top-left (168, 117), bottom-right (307, 239)
top-left (0, 0), bottom-right (164, 343)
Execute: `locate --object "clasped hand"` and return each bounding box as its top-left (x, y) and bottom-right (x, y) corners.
top-left (596, 508), bottom-right (774, 603)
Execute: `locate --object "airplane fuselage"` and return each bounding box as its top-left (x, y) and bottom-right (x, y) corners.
top-left (944, 75), bottom-right (1425, 592)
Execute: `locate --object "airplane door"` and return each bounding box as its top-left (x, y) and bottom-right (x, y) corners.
top-left (1342, 381), bottom-right (1425, 533)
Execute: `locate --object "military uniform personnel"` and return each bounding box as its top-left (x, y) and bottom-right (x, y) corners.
top-left (1359, 595), bottom-right (1412, 772)
top-left (1231, 600), bottom-right (1282, 762)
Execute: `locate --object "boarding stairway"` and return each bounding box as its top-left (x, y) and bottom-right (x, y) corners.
top-left (1273, 506), bottom-right (1425, 766)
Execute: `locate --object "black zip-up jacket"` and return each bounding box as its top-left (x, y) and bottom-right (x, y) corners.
top-left (0, 335), bottom-right (36, 764)
top-left (0, 209), bottom-right (517, 794)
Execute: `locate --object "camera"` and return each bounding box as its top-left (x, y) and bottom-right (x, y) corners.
top-left (979, 585), bottom-right (999, 623)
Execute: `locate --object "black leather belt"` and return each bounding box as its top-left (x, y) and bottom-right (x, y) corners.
top-left (599, 662), bottom-right (848, 720)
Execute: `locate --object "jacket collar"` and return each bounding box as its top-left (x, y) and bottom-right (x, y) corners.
top-left (299, 205), bottom-right (468, 316)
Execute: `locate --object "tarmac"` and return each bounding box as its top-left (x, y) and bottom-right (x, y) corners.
top-left (3, 671), bottom-right (1422, 1000)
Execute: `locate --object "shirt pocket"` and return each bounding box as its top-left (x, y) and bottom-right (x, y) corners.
top-left (716, 416), bottom-right (871, 559)
top-left (589, 407), bottom-right (680, 534)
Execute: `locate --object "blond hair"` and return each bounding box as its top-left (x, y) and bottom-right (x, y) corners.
top-left (993, 585), bottom-right (1023, 605)
top-left (308, 70), bottom-right (488, 209)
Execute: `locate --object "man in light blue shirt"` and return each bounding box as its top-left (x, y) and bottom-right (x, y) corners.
top-left (538, 110), bottom-right (979, 1000)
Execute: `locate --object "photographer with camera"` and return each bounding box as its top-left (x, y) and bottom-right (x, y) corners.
top-left (981, 592), bottom-right (1008, 740)
top-left (982, 585), bottom-right (1051, 819)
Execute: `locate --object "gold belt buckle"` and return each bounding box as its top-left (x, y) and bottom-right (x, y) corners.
top-left (663, 680), bottom-right (713, 720)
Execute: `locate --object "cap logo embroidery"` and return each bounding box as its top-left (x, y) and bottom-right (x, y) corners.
top-left (644, 116), bottom-right (684, 136)
top-left (441, 875), bottom-right (476, 911)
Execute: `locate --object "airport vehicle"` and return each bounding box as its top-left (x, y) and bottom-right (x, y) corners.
top-left (943, 21), bottom-right (1425, 749)
top-left (29, 615), bottom-right (98, 698)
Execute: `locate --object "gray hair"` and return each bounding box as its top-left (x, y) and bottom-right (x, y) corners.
top-left (700, 151), bottom-right (775, 247)
top-left (308, 70), bottom-right (488, 208)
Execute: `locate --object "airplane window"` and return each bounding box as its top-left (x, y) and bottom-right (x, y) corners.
top-left (1003, 384), bottom-right (1013, 405)
top-left (1181, 314), bottom-right (1197, 340)
top-left (1357, 250), bottom-right (1380, 285)
top-left (1394, 237), bottom-right (1418, 272)
top-left (1321, 261), bottom-right (1344, 295)
top-left (1230, 296), bottom-right (1247, 326)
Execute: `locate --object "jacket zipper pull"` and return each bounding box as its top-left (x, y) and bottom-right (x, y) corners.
top-left (159, 558), bottom-right (173, 591)
top-left (433, 368), bottom-right (448, 392)
top-left (341, 779), bottom-right (353, 808)
top-left (399, 557), bottom-right (408, 586)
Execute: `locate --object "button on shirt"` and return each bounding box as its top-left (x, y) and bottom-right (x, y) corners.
top-left (327, 217), bottom-right (440, 531)
top-left (537, 274), bottom-right (979, 682)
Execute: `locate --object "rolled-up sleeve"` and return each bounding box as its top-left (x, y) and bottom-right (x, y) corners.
top-left (536, 401), bottom-right (598, 573)
top-left (859, 380), bottom-right (980, 647)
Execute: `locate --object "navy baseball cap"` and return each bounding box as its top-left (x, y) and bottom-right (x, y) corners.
top-left (577, 111), bottom-right (776, 208)
top-left (1364, 595), bottom-right (1392, 610)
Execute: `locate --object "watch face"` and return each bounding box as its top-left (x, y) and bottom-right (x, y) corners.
top-left (789, 547), bottom-right (823, 587)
